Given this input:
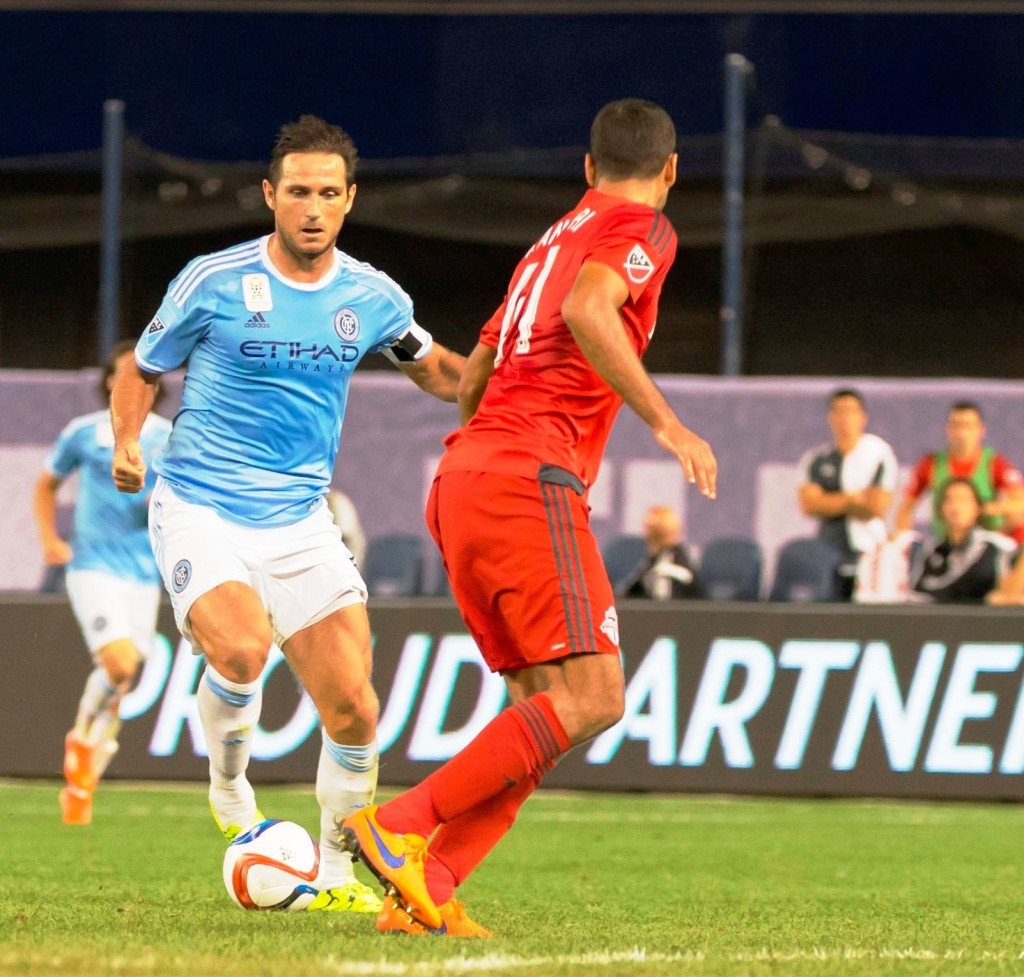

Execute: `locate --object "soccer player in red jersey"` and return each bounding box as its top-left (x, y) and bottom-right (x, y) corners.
top-left (342, 99), bottom-right (717, 937)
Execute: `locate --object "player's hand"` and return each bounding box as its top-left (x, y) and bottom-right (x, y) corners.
top-left (42, 538), bottom-right (72, 566)
top-left (113, 440), bottom-right (147, 494)
top-left (654, 422), bottom-right (717, 499)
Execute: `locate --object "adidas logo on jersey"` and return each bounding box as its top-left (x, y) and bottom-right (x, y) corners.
top-left (624, 244), bottom-right (655, 284)
top-left (244, 312), bottom-right (271, 329)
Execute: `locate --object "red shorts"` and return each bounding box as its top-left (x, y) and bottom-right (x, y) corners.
top-left (426, 466), bottom-right (619, 673)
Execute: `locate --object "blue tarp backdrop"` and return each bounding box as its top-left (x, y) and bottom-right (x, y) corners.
top-left (4, 12), bottom-right (1024, 161)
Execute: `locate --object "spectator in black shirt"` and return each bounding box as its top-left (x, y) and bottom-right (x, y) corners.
top-left (909, 477), bottom-right (1017, 604)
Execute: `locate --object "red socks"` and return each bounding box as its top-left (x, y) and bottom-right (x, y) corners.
top-left (423, 765), bottom-right (546, 905)
top-left (376, 692), bottom-right (570, 840)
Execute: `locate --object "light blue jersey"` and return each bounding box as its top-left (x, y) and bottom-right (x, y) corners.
top-left (136, 235), bottom-right (424, 528)
top-left (46, 410), bottom-right (171, 585)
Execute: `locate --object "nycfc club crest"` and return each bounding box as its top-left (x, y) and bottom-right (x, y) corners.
top-left (624, 244), bottom-right (655, 284)
top-left (333, 307), bottom-right (360, 342)
top-left (172, 559), bottom-right (192, 594)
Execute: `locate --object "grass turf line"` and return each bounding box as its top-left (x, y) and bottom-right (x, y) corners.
top-left (2, 782), bottom-right (1024, 976)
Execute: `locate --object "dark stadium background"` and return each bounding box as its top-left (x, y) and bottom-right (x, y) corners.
top-left (2, 6), bottom-right (1023, 376)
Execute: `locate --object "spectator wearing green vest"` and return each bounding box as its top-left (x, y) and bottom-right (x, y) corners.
top-left (896, 401), bottom-right (1024, 545)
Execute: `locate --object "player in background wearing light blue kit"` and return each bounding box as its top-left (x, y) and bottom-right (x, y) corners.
top-left (110, 116), bottom-right (463, 916)
top-left (33, 340), bottom-right (171, 826)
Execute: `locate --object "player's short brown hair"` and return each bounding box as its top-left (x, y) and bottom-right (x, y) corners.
top-left (99, 339), bottom-right (139, 404)
top-left (100, 338), bottom-right (164, 408)
top-left (589, 99), bottom-right (676, 181)
top-left (269, 114), bottom-right (359, 187)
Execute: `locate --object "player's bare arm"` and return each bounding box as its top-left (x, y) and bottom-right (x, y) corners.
top-left (894, 493), bottom-right (919, 533)
top-left (987, 550), bottom-right (1024, 605)
top-left (562, 261), bottom-right (717, 499)
top-left (111, 359), bottom-right (160, 494)
top-left (33, 471), bottom-right (72, 565)
top-left (457, 342), bottom-right (497, 424)
top-left (395, 343), bottom-right (464, 402)
top-left (984, 484), bottom-right (1024, 520)
top-left (800, 483), bottom-right (874, 520)
top-left (863, 485), bottom-right (893, 520)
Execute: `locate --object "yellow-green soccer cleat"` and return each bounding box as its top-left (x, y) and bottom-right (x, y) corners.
top-left (210, 798), bottom-right (266, 843)
top-left (306, 880), bottom-right (384, 914)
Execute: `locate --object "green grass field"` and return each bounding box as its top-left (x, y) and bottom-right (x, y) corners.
top-left (2, 781), bottom-right (1024, 977)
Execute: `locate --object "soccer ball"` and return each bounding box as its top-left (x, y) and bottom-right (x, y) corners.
top-left (222, 819), bottom-right (321, 911)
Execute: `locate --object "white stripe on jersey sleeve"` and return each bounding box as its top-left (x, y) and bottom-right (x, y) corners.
top-left (336, 251), bottom-right (412, 313)
top-left (171, 242), bottom-right (261, 306)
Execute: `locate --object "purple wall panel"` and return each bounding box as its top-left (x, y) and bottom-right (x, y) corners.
top-left (3, 370), bottom-right (1023, 591)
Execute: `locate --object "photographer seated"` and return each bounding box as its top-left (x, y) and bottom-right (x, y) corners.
top-left (625, 505), bottom-right (699, 600)
top-left (909, 477), bottom-right (1017, 604)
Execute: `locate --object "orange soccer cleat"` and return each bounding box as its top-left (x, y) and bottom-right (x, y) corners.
top-left (59, 784), bottom-right (93, 826)
top-left (375, 895), bottom-right (492, 938)
top-left (339, 805), bottom-right (441, 930)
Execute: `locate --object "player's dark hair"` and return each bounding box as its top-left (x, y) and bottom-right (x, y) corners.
top-left (100, 339), bottom-right (164, 408)
top-left (269, 115), bottom-right (359, 187)
top-left (589, 99), bottom-right (676, 181)
top-left (949, 400), bottom-right (983, 421)
top-left (938, 476), bottom-right (983, 510)
top-left (829, 387), bottom-right (865, 409)
top-left (99, 339), bottom-right (139, 404)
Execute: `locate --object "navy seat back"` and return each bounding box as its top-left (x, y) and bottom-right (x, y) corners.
top-left (698, 537), bottom-right (763, 601)
top-left (769, 537), bottom-right (842, 602)
top-left (362, 534), bottom-right (426, 597)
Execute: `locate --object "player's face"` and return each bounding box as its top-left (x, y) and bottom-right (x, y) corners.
top-left (941, 482), bottom-right (980, 534)
top-left (946, 409), bottom-right (984, 456)
top-left (827, 395), bottom-right (866, 442)
top-left (263, 152), bottom-right (356, 265)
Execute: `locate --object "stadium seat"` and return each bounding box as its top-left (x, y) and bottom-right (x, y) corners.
top-left (602, 534), bottom-right (649, 597)
top-left (698, 537), bottom-right (763, 601)
top-left (362, 534), bottom-right (426, 597)
top-left (38, 563), bottom-right (67, 595)
top-left (430, 549), bottom-right (453, 598)
top-left (768, 537), bottom-right (842, 602)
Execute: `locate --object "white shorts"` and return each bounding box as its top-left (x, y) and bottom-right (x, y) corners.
top-left (149, 478), bottom-right (367, 648)
top-left (64, 569), bottom-right (162, 660)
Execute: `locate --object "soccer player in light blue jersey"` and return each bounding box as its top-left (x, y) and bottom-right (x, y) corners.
top-left (34, 340), bottom-right (171, 826)
top-left (110, 116), bottom-right (463, 916)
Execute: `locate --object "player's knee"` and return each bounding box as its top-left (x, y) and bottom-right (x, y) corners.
top-left (213, 635), bottom-right (272, 684)
top-left (583, 684), bottom-right (625, 737)
top-left (320, 681), bottom-right (378, 743)
top-left (99, 643), bottom-right (141, 686)
top-left (103, 658), bottom-right (137, 687)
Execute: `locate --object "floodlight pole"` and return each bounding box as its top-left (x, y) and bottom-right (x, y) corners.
top-left (98, 99), bottom-right (125, 366)
top-left (721, 53), bottom-right (752, 377)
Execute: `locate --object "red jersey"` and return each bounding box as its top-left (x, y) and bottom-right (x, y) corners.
top-left (903, 450), bottom-right (1024, 500)
top-left (438, 188), bottom-right (677, 487)
top-left (904, 448), bottom-right (1024, 543)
